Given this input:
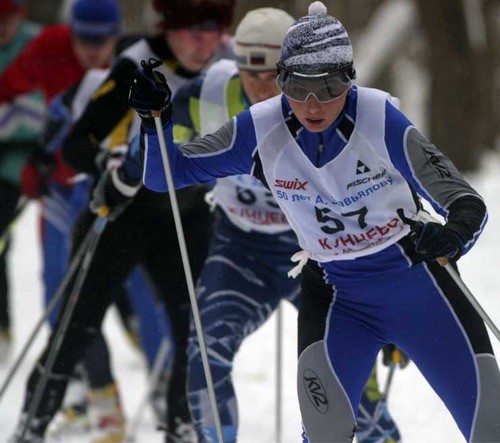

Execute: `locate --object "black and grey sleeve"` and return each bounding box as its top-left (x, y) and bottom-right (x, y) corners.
top-left (405, 127), bottom-right (486, 247)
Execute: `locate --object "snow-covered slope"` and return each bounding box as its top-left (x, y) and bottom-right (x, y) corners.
top-left (1, 152), bottom-right (499, 442)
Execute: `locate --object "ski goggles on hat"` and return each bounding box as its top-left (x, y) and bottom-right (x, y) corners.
top-left (276, 64), bottom-right (352, 103)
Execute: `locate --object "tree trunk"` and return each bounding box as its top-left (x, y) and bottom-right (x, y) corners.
top-left (484, 0), bottom-right (500, 148)
top-left (26, 0), bottom-right (64, 24)
top-left (120, 0), bottom-right (152, 34)
top-left (416, 0), bottom-right (494, 171)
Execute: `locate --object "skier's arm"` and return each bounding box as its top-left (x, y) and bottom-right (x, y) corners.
top-left (128, 61), bottom-right (257, 191)
top-left (171, 76), bottom-right (205, 144)
top-left (0, 31), bottom-right (43, 103)
top-left (385, 101), bottom-right (487, 255)
top-left (142, 112), bottom-right (256, 192)
top-left (62, 58), bottom-right (138, 175)
top-left (21, 85), bottom-right (80, 198)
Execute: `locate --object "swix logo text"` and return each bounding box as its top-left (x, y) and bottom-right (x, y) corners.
top-left (303, 369), bottom-right (329, 414)
top-left (274, 178), bottom-right (308, 191)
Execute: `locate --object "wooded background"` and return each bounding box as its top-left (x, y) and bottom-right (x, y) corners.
top-left (24, 0), bottom-right (500, 172)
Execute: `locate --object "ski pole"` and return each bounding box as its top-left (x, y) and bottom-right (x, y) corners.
top-left (275, 302), bottom-right (283, 443)
top-left (441, 260), bottom-right (500, 343)
top-left (0, 196), bottom-right (29, 256)
top-left (18, 215), bottom-right (108, 441)
top-left (382, 346), bottom-right (405, 401)
top-left (125, 337), bottom-right (171, 442)
top-left (397, 209), bottom-right (500, 343)
top-left (153, 112), bottom-right (225, 443)
top-left (0, 216), bottom-right (99, 403)
top-left (382, 363), bottom-right (396, 400)
top-left (382, 349), bottom-right (401, 400)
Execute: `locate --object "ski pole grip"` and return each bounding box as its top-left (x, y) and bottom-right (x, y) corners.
top-left (397, 209), bottom-right (449, 267)
top-left (436, 257), bottom-right (449, 267)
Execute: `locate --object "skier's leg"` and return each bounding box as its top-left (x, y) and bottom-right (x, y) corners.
top-left (298, 262), bottom-right (384, 443)
top-left (10, 210), bottom-right (135, 439)
top-left (0, 241), bottom-right (10, 330)
top-left (393, 261), bottom-right (500, 442)
top-left (124, 266), bottom-right (174, 423)
top-left (72, 213), bottom-right (154, 443)
top-left (41, 183), bottom-right (126, 441)
top-left (0, 182), bottom-right (19, 361)
top-left (38, 185), bottom-right (91, 438)
top-left (11, 291), bottom-right (111, 439)
top-left (187, 227), bottom-right (292, 442)
top-left (144, 202), bottom-right (212, 441)
top-left (114, 285), bottom-right (141, 349)
top-left (40, 184), bottom-right (77, 327)
top-left (144, 256), bottom-right (192, 436)
top-left (124, 266), bottom-right (174, 371)
top-left (47, 364), bottom-right (91, 440)
top-left (0, 244), bottom-right (12, 362)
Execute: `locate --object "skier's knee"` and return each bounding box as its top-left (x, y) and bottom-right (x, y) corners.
top-left (471, 355), bottom-right (500, 442)
top-left (298, 341), bottom-right (355, 443)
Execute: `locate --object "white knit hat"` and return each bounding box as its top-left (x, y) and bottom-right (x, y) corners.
top-left (234, 7), bottom-right (295, 71)
top-left (279, 1), bottom-right (354, 76)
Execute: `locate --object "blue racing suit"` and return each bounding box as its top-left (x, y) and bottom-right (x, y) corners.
top-left (141, 85), bottom-right (500, 443)
top-left (167, 66), bottom-right (405, 443)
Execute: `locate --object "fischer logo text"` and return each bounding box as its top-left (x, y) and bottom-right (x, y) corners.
top-left (347, 169), bottom-right (387, 190)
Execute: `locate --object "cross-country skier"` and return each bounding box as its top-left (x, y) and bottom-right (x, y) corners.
top-left (131, 2), bottom-right (500, 442)
top-left (171, 7), bottom-right (403, 442)
top-left (9, 1), bottom-right (236, 442)
top-left (0, 0), bottom-right (139, 440)
top-left (0, 0), bottom-right (44, 362)
top-left (35, 68), bottom-right (174, 442)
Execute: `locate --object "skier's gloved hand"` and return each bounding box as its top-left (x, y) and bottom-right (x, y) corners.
top-left (382, 344), bottom-right (410, 369)
top-left (90, 166), bottom-right (141, 221)
top-left (128, 58), bottom-right (172, 130)
top-left (95, 144), bottom-right (128, 173)
top-left (412, 221), bottom-right (464, 261)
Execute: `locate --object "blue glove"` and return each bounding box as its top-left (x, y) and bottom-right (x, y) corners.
top-left (128, 58), bottom-right (172, 126)
top-left (412, 221), bottom-right (464, 260)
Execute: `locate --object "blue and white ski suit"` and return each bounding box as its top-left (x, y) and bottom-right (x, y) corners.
top-left (171, 59), bottom-right (403, 443)
top-left (142, 85), bottom-right (500, 443)
top-left (173, 59), bottom-right (301, 442)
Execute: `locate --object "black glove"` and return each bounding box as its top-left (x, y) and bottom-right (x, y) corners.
top-left (95, 145), bottom-right (128, 173)
top-left (397, 209), bottom-right (464, 261)
top-left (412, 221), bottom-right (464, 260)
top-left (382, 344), bottom-right (410, 369)
top-left (89, 167), bottom-right (141, 221)
top-left (128, 58), bottom-right (172, 129)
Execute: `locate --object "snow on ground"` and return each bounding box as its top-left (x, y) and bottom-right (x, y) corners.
top-left (0, 152), bottom-right (500, 443)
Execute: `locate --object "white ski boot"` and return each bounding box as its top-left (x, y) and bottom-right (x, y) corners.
top-left (88, 383), bottom-right (126, 443)
top-left (47, 374), bottom-right (91, 440)
top-left (166, 418), bottom-right (198, 443)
